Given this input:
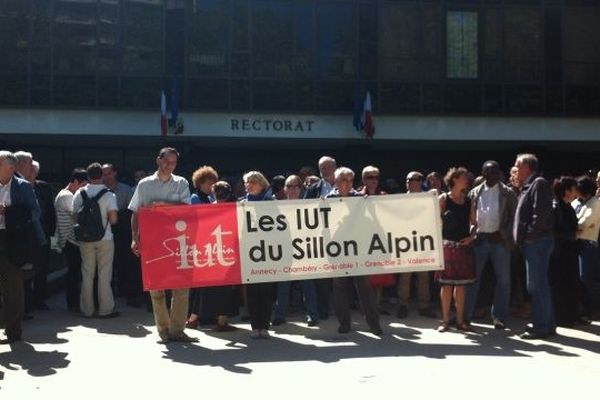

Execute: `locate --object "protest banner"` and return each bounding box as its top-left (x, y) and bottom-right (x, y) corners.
top-left (138, 192), bottom-right (444, 290)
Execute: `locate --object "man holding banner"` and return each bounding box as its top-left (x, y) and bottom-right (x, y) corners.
top-left (129, 147), bottom-right (198, 344)
top-left (304, 156), bottom-right (337, 320)
top-left (326, 167), bottom-right (382, 335)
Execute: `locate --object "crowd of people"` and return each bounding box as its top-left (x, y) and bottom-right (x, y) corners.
top-left (1, 148), bottom-right (599, 345)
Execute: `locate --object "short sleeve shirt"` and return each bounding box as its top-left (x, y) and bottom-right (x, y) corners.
top-left (113, 182), bottom-right (134, 211)
top-left (128, 172), bottom-right (191, 211)
top-left (72, 184), bottom-right (118, 241)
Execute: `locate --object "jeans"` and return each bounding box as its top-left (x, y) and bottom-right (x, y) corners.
top-left (274, 280), bottom-right (318, 321)
top-left (522, 236), bottom-right (555, 334)
top-left (63, 241), bottom-right (82, 310)
top-left (578, 240), bottom-right (600, 315)
top-left (466, 237), bottom-right (511, 322)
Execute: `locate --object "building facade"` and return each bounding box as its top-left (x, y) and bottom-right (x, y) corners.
top-left (1, 0), bottom-right (599, 181)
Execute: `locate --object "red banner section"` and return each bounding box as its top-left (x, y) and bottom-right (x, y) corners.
top-left (138, 203), bottom-right (241, 291)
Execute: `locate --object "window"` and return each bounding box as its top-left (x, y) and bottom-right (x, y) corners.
top-left (230, 79), bottom-right (250, 110)
top-left (380, 83), bottom-right (420, 113)
top-left (445, 84), bottom-right (481, 113)
top-left (122, 1), bottom-right (163, 74)
top-left (294, 1), bottom-right (315, 79)
top-left (232, 0), bottom-right (249, 51)
top-left (565, 86), bottom-right (600, 116)
top-left (295, 80), bottom-right (315, 110)
top-left (317, 2), bottom-right (356, 79)
top-left (447, 11), bottom-right (479, 79)
top-left (504, 85), bottom-right (543, 114)
top-left (189, 0), bottom-right (229, 76)
top-left (0, 74), bottom-right (27, 106)
top-left (504, 7), bottom-right (543, 82)
top-left (30, 75), bottom-right (51, 106)
top-left (483, 7), bottom-right (502, 81)
top-left (0, 1), bottom-right (29, 74)
top-left (31, 0), bottom-right (51, 45)
top-left (165, 2), bottom-right (185, 75)
top-left (421, 5), bottom-right (443, 80)
top-left (380, 3), bottom-right (421, 80)
top-left (422, 84), bottom-right (441, 113)
top-left (358, 3), bottom-right (377, 80)
top-left (53, 1), bottom-right (97, 74)
top-left (188, 79), bottom-right (229, 110)
top-left (54, 76), bottom-right (96, 107)
top-left (253, 80), bottom-right (293, 110)
top-left (120, 77), bottom-right (163, 108)
top-left (483, 85), bottom-right (503, 113)
top-left (564, 8), bottom-right (600, 84)
top-left (545, 85), bottom-right (563, 115)
top-left (317, 81), bottom-right (354, 112)
top-left (253, 1), bottom-right (293, 78)
top-left (97, 77), bottom-right (119, 108)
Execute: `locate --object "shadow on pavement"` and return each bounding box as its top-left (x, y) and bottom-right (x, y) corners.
top-left (0, 342), bottom-right (70, 380)
top-left (160, 317), bottom-right (589, 374)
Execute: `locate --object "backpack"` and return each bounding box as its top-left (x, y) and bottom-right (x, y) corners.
top-left (74, 189), bottom-right (109, 242)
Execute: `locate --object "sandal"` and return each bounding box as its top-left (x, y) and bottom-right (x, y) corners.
top-left (437, 321), bottom-right (450, 332)
top-left (456, 322), bottom-right (475, 333)
top-left (214, 324), bottom-right (238, 332)
top-left (185, 316), bottom-right (199, 329)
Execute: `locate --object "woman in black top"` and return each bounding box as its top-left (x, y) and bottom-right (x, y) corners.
top-left (437, 167), bottom-right (476, 332)
top-left (549, 177), bottom-right (584, 327)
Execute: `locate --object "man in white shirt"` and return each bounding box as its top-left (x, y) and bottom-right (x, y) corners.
top-left (73, 163), bottom-right (118, 318)
top-left (466, 161), bottom-right (517, 329)
top-left (573, 176), bottom-right (600, 319)
top-left (129, 147), bottom-right (197, 344)
top-left (55, 168), bottom-right (88, 312)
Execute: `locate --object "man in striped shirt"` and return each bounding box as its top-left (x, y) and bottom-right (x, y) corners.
top-left (54, 168), bottom-right (88, 312)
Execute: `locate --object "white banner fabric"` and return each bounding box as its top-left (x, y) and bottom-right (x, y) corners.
top-left (237, 192), bottom-right (444, 284)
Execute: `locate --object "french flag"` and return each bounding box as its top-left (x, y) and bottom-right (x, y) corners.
top-left (361, 91), bottom-right (375, 139)
top-left (160, 91), bottom-right (168, 137)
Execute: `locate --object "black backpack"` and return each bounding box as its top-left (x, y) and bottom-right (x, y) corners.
top-left (74, 189), bottom-right (109, 242)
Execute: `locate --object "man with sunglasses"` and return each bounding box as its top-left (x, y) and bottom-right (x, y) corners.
top-left (397, 171), bottom-right (435, 319)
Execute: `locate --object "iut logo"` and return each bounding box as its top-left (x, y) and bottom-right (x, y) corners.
top-left (146, 220), bottom-right (236, 269)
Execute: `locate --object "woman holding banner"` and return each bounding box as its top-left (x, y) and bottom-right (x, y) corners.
top-left (241, 171), bottom-right (276, 339)
top-left (272, 175), bottom-right (319, 327)
top-left (205, 181), bottom-right (239, 332)
top-left (437, 167), bottom-right (476, 333)
top-left (326, 167), bottom-right (383, 335)
top-left (186, 165), bottom-right (218, 329)
top-left (357, 166), bottom-right (395, 315)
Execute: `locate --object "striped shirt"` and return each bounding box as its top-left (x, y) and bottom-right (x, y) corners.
top-left (54, 188), bottom-right (76, 248)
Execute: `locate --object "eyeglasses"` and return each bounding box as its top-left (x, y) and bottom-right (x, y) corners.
top-left (364, 175), bottom-right (379, 180)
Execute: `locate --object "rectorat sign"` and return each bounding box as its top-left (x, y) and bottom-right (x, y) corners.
top-left (230, 118), bottom-right (314, 133)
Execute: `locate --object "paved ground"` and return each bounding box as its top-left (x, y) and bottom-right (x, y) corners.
top-left (1, 293), bottom-right (599, 398)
